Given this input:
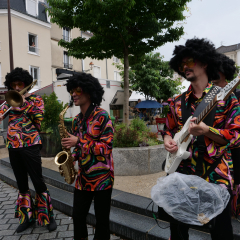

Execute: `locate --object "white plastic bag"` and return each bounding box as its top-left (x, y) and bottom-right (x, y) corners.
top-left (151, 172), bottom-right (230, 226)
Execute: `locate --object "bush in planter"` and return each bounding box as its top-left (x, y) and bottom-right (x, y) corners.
top-left (113, 118), bottom-right (161, 148)
top-left (40, 92), bottom-right (67, 157)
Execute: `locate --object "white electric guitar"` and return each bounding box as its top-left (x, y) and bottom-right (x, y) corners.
top-left (165, 74), bottom-right (240, 174)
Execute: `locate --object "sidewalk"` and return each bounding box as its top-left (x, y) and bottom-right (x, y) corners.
top-left (0, 179), bottom-right (123, 240)
top-left (0, 136), bottom-right (166, 199)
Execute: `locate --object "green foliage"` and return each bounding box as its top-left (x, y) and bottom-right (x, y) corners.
top-left (47, 0), bottom-right (190, 60)
top-left (47, 0), bottom-right (191, 122)
top-left (115, 52), bottom-right (183, 100)
top-left (161, 105), bottom-right (170, 118)
top-left (41, 92), bottom-right (67, 133)
top-left (113, 118), bottom-right (161, 148)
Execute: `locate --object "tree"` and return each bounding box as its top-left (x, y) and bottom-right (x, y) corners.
top-left (47, 0), bottom-right (191, 123)
top-left (115, 52), bottom-right (182, 101)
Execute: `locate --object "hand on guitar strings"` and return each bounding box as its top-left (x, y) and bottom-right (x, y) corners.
top-left (188, 117), bottom-right (209, 136)
top-left (164, 135), bottom-right (178, 153)
top-left (62, 132), bottom-right (79, 149)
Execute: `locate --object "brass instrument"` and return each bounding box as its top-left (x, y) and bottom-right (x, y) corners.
top-left (54, 101), bottom-right (77, 184)
top-left (0, 80), bottom-right (37, 117)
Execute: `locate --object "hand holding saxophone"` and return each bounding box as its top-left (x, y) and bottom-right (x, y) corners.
top-left (61, 132), bottom-right (78, 149)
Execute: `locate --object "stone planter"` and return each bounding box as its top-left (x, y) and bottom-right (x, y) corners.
top-left (113, 144), bottom-right (167, 176)
top-left (40, 132), bottom-right (62, 158)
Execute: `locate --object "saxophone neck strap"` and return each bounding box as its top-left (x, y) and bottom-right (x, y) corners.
top-left (79, 104), bottom-right (95, 130)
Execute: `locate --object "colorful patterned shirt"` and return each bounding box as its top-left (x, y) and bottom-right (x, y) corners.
top-left (72, 106), bottom-right (114, 191)
top-left (162, 83), bottom-right (240, 190)
top-left (0, 94), bottom-right (44, 148)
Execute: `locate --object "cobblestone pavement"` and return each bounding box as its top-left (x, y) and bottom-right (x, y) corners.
top-left (0, 180), bottom-right (123, 240)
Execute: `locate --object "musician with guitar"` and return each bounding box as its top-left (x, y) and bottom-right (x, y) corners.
top-left (212, 53), bottom-right (240, 222)
top-left (162, 38), bottom-right (240, 240)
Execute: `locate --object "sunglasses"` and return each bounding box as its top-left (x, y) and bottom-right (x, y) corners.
top-left (179, 58), bottom-right (196, 72)
top-left (10, 82), bottom-right (25, 89)
top-left (70, 87), bottom-right (82, 96)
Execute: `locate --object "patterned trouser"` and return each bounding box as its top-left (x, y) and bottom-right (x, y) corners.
top-left (15, 190), bottom-right (54, 225)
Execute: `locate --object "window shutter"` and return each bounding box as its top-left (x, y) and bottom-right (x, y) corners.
top-left (27, 0), bottom-right (37, 16)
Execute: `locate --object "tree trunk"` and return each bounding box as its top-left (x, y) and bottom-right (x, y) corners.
top-left (123, 49), bottom-right (129, 124)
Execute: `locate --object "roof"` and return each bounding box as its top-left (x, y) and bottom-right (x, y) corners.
top-left (216, 44), bottom-right (240, 54)
top-left (0, 0), bottom-right (49, 23)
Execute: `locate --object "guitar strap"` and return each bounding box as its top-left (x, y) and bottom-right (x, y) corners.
top-left (181, 88), bottom-right (218, 178)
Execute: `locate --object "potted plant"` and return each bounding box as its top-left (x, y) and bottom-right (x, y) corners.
top-left (40, 92), bottom-right (67, 157)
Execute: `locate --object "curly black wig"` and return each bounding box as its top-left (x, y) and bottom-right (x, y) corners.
top-left (4, 67), bottom-right (33, 90)
top-left (169, 38), bottom-right (221, 81)
top-left (65, 72), bottom-right (104, 106)
top-left (217, 53), bottom-right (236, 80)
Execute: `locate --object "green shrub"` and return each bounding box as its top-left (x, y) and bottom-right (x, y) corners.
top-left (41, 92), bottom-right (67, 133)
top-left (113, 117), bottom-right (162, 148)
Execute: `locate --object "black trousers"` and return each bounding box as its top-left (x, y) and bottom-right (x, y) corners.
top-left (73, 188), bottom-right (112, 240)
top-left (8, 145), bottom-right (47, 194)
top-left (169, 200), bottom-right (234, 240)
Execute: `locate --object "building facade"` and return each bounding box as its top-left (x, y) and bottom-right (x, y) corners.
top-left (0, 0), bottom-right (122, 92)
top-left (216, 43), bottom-right (240, 66)
top-left (0, 0), bottom-right (52, 90)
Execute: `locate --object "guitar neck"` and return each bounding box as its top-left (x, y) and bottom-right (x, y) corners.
top-left (179, 96), bottom-right (218, 144)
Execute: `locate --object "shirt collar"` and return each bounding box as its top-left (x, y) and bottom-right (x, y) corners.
top-left (185, 82), bottom-right (213, 104)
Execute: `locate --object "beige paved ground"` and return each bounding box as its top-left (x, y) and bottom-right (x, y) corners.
top-left (0, 136), bottom-right (166, 199)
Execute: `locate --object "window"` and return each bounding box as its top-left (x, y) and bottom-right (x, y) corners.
top-left (63, 51), bottom-right (72, 69)
top-left (26, 0), bottom-right (38, 16)
top-left (114, 71), bottom-right (121, 81)
top-left (63, 27), bottom-right (71, 42)
top-left (28, 33), bottom-right (38, 54)
top-left (93, 66), bottom-right (101, 78)
top-left (30, 66), bottom-right (40, 87)
top-left (113, 56), bottom-right (120, 63)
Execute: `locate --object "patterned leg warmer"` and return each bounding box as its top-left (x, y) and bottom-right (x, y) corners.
top-left (15, 191), bottom-right (35, 224)
top-left (34, 190), bottom-right (54, 226)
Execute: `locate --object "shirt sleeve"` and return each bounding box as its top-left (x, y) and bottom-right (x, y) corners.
top-left (14, 96), bottom-right (44, 131)
top-left (76, 113), bottom-right (114, 156)
top-left (0, 103), bottom-right (11, 119)
top-left (161, 99), bottom-right (180, 139)
top-left (205, 95), bottom-right (240, 158)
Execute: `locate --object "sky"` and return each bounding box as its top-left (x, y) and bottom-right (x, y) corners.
top-left (156, 0), bottom-right (240, 61)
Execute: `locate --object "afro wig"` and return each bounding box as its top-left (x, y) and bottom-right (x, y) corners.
top-left (169, 38), bottom-right (221, 81)
top-left (4, 67), bottom-right (33, 90)
top-left (217, 53), bottom-right (236, 81)
top-left (65, 72), bottom-right (104, 106)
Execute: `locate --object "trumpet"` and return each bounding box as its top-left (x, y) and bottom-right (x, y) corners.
top-left (0, 80), bottom-right (37, 117)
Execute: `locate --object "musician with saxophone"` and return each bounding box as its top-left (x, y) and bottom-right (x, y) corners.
top-left (61, 72), bottom-right (114, 240)
top-left (162, 39), bottom-right (240, 240)
top-left (0, 68), bottom-right (57, 233)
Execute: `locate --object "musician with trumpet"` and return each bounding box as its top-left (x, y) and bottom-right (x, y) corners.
top-left (162, 38), bottom-right (240, 240)
top-left (0, 68), bottom-right (57, 233)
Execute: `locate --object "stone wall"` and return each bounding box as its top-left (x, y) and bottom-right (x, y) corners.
top-left (113, 144), bottom-right (167, 176)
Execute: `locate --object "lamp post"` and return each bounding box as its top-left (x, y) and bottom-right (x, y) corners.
top-left (7, 0), bottom-right (14, 71)
top-left (89, 62), bottom-right (94, 70)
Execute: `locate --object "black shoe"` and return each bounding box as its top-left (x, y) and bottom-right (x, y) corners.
top-left (16, 220), bottom-right (35, 233)
top-left (47, 218), bottom-right (57, 232)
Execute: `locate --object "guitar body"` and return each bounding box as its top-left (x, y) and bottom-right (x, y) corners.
top-left (165, 116), bottom-right (193, 174)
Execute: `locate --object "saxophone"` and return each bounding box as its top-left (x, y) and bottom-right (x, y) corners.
top-left (54, 100), bottom-right (77, 184)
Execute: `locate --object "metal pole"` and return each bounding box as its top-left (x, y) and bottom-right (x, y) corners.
top-left (7, 0), bottom-right (14, 71)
